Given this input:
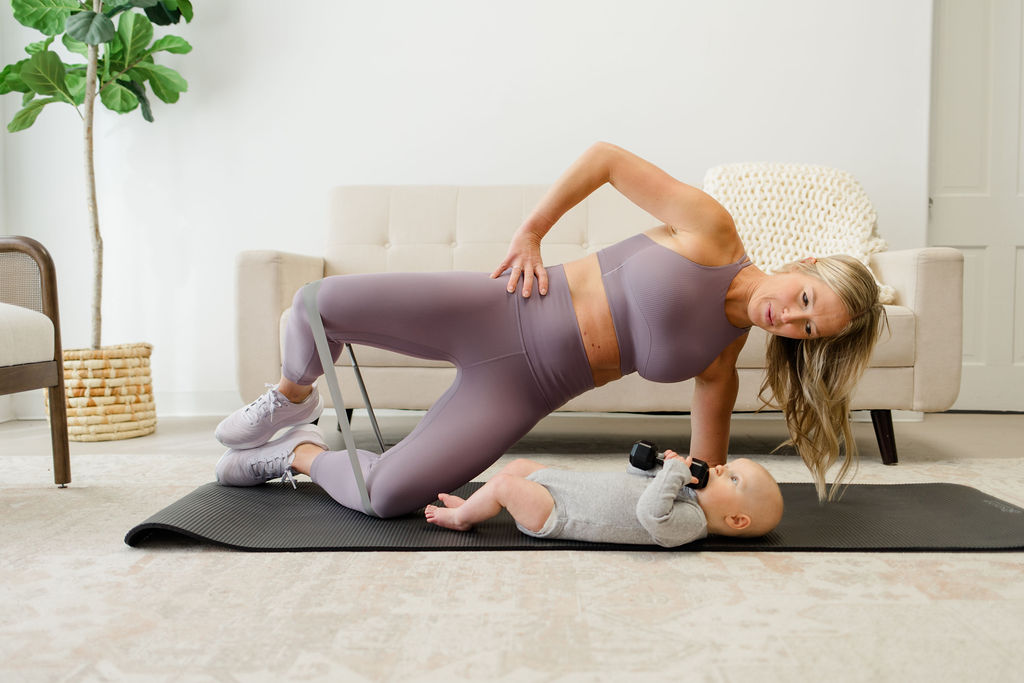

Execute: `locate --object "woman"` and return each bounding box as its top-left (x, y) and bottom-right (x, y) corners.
top-left (215, 142), bottom-right (885, 515)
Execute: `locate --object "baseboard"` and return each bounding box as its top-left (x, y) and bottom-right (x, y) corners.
top-left (10, 390), bottom-right (45, 420)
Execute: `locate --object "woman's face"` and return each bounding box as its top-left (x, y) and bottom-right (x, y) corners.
top-left (750, 271), bottom-right (850, 340)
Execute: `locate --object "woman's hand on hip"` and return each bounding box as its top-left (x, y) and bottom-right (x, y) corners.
top-left (491, 229), bottom-right (548, 298)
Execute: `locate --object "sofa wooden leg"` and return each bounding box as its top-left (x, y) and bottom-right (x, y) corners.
top-left (870, 409), bottom-right (898, 466)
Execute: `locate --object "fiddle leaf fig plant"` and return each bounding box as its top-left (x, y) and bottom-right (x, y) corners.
top-left (0, 0), bottom-right (194, 349)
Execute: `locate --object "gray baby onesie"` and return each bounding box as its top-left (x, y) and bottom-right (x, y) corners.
top-left (518, 458), bottom-right (708, 547)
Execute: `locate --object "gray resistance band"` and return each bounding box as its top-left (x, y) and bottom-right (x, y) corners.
top-left (302, 281), bottom-right (377, 517)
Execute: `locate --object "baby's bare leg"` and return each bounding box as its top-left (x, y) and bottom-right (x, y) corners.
top-left (434, 460), bottom-right (545, 505)
top-left (425, 471), bottom-right (554, 533)
top-left (499, 458), bottom-right (548, 478)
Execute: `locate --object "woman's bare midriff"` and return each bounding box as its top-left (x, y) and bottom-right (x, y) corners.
top-left (563, 253), bottom-right (622, 387)
top-left (562, 226), bottom-right (746, 387)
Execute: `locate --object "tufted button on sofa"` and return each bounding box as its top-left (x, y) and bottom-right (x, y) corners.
top-left (235, 182), bottom-right (964, 464)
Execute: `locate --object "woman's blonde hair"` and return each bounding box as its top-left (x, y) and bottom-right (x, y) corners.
top-left (758, 255), bottom-right (888, 502)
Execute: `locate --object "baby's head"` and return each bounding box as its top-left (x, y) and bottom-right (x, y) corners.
top-left (694, 459), bottom-right (783, 537)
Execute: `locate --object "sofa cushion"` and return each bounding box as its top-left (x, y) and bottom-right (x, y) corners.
top-left (0, 301), bottom-right (54, 366)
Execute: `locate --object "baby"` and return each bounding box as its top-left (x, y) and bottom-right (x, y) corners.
top-left (425, 451), bottom-right (784, 547)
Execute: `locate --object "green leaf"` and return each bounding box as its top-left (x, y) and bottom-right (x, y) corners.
top-left (125, 64), bottom-right (147, 84)
top-left (121, 78), bottom-right (153, 121)
top-left (99, 79), bottom-right (138, 113)
top-left (20, 51), bottom-right (71, 101)
top-left (103, 0), bottom-right (158, 12)
top-left (65, 69), bottom-right (86, 105)
top-left (144, 0), bottom-right (192, 25)
top-left (66, 11), bottom-right (116, 45)
top-left (103, 33), bottom-right (125, 73)
top-left (61, 33), bottom-right (89, 58)
top-left (103, 3), bottom-right (130, 21)
top-left (149, 35), bottom-right (191, 54)
top-left (0, 60), bottom-right (32, 95)
top-left (145, 5), bottom-right (175, 25)
top-left (11, 0), bottom-right (79, 36)
top-left (145, 0), bottom-right (186, 26)
top-left (117, 12), bottom-right (154, 63)
top-left (25, 36), bottom-right (55, 55)
top-left (130, 61), bottom-right (186, 103)
top-left (7, 96), bottom-right (60, 132)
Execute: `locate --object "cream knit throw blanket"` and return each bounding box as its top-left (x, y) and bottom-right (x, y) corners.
top-left (703, 163), bottom-right (895, 304)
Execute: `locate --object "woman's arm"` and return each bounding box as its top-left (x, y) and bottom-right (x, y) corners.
top-left (493, 142), bottom-right (730, 297)
top-left (688, 334), bottom-right (747, 466)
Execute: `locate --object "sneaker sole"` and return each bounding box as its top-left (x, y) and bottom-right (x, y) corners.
top-left (215, 398), bottom-right (324, 450)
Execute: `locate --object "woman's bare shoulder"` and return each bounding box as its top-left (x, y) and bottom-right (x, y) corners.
top-left (644, 220), bottom-right (745, 267)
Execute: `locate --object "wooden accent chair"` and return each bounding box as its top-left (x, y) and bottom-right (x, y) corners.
top-left (0, 236), bottom-right (70, 486)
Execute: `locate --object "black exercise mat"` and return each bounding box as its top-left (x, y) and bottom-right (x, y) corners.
top-left (124, 481), bottom-right (1024, 552)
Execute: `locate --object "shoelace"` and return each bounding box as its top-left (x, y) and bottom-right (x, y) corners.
top-left (243, 384), bottom-right (283, 426)
top-left (248, 452), bottom-right (297, 489)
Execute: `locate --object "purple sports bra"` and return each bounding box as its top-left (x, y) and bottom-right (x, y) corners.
top-left (597, 233), bottom-right (752, 383)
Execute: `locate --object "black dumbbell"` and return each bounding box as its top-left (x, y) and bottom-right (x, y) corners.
top-left (628, 440), bottom-right (710, 489)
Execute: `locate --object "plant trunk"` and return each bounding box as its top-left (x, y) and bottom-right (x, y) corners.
top-left (84, 0), bottom-right (103, 350)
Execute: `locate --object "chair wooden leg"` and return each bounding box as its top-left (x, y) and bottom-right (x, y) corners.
top-left (870, 409), bottom-right (898, 466)
top-left (47, 383), bottom-right (71, 486)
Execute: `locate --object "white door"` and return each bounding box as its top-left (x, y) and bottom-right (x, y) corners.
top-left (930, 0), bottom-right (1024, 410)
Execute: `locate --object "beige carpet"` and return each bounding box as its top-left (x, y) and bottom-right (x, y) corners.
top-left (3, 411), bottom-right (1024, 682)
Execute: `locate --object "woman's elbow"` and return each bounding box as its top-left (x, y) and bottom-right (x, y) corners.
top-left (695, 366), bottom-right (738, 391)
top-left (589, 140), bottom-right (629, 166)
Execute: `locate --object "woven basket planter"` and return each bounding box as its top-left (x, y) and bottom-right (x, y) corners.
top-left (51, 342), bottom-right (157, 442)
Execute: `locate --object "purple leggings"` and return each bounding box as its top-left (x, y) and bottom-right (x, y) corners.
top-left (282, 265), bottom-right (595, 518)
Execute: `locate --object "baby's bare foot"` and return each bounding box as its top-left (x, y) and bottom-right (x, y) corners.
top-left (425, 504), bottom-right (472, 532)
top-left (438, 493), bottom-right (466, 508)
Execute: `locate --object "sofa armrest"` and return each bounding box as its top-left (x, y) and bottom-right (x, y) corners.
top-left (869, 247), bottom-right (963, 411)
top-left (236, 250), bottom-right (325, 402)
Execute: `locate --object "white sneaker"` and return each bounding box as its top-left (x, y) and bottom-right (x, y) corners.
top-left (215, 384), bottom-right (323, 449)
top-left (215, 424), bottom-right (328, 487)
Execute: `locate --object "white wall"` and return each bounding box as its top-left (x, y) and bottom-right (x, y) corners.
top-left (1, 0), bottom-right (933, 417)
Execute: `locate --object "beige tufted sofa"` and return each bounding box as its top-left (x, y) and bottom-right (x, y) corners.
top-left (235, 184), bottom-right (964, 464)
